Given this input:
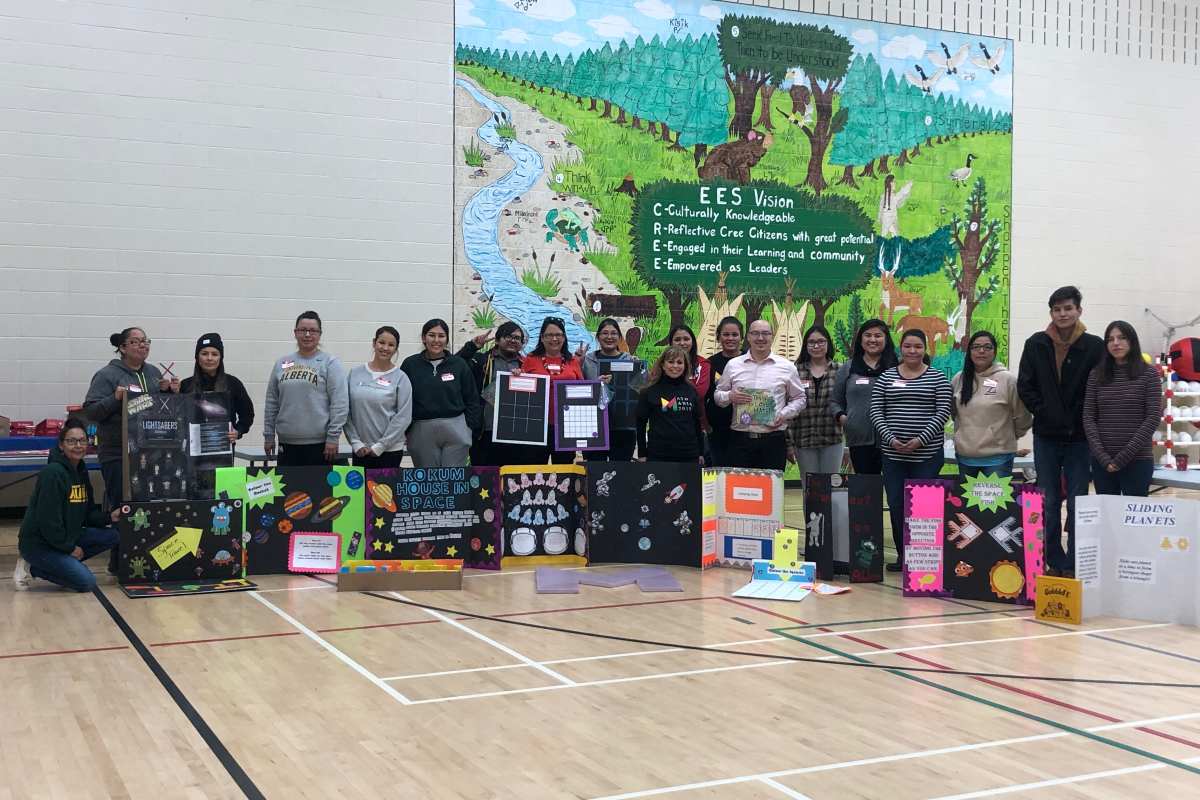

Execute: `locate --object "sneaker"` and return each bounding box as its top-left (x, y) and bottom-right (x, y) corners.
top-left (12, 557), bottom-right (31, 590)
top-left (886, 561), bottom-right (903, 572)
top-left (1044, 566), bottom-right (1062, 578)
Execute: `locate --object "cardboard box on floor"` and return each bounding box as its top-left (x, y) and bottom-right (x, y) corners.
top-left (337, 560), bottom-right (463, 592)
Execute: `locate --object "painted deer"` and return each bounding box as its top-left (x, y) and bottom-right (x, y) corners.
top-left (896, 305), bottom-right (963, 356)
top-left (877, 244), bottom-right (923, 325)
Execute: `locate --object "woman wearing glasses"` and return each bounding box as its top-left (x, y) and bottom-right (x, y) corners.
top-left (263, 311), bottom-right (349, 466)
top-left (788, 325), bottom-right (844, 480)
top-left (951, 331), bottom-right (1031, 479)
top-left (84, 327), bottom-right (178, 515)
top-left (457, 321), bottom-right (532, 466)
top-left (12, 418), bottom-right (121, 592)
top-left (401, 318), bottom-right (480, 468)
top-left (521, 317), bottom-right (584, 464)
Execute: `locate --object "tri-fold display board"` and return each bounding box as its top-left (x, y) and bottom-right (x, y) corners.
top-left (902, 474), bottom-right (1044, 605)
top-left (123, 392), bottom-right (233, 501)
top-left (803, 474), bottom-right (884, 582)
top-left (587, 462), bottom-right (710, 568)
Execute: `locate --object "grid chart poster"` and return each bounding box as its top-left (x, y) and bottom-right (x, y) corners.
top-left (500, 465), bottom-right (587, 566)
top-left (587, 462), bottom-right (711, 568)
top-left (364, 467), bottom-right (501, 569)
top-left (553, 380), bottom-right (609, 452)
top-left (215, 466), bottom-right (366, 574)
top-left (1075, 495), bottom-right (1200, 626)
top-left (903, 476), bottom-right (1043, 605)
top-left (117, 499), bottom-right (244, 584)
top-left (707, 468), bottom-right (785, 568)
top-left (493, 371), bottom-right (549, 446)
top-left (598, 357), bottom-right (644, 430)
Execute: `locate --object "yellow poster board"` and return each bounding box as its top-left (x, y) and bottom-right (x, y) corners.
top-left (1035, 575), bottom-right (1083, 625)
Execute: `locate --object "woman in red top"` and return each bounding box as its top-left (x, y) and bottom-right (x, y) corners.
top-left (521, 317), bottom-right (584, 464)
top-left (669, 324), bottom-right (712, 435)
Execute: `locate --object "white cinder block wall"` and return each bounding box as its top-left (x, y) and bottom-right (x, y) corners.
top-left (0, 0), bottom-right (1198, 441)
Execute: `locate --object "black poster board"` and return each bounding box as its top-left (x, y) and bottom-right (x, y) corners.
top-left (500, 465), bottom-right (586, 563)
top-left (553, 380), bottom-right (609, 452)
top-left (188, 392), bottom-right (234, 499)
top-left (493, 371), bottom-right (550, 446)
top-left (803, 473), bottom-right (834, 580)
top-left (586, 462), bottom-right (704, 568)
top-left (117, 499), bottom-right (244, 584)
top-left (123, 394), bottom-right (192, 502)
top-left (845, 474), bottom-right (885, 583)
top-left (597, 357), bottom-right (643, 430)
top-left (364, 467), bottom-right (502, 569)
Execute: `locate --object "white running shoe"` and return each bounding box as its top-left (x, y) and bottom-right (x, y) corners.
top-left (12, 557), bottom-right (32, 591)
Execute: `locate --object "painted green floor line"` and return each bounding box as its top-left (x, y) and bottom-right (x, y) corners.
top-left (774, 630), bottom-right (1200, 777)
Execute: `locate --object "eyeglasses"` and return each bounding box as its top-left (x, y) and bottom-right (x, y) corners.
top-left (62, 437), bottom-right (89, 446)
top-left (501, 333), bottom-right (525, 342)
top-left (125, 338), bottom-right (150, 346)
top-left (970, 344), bottom-right (996, 352)
top-left (295, 328), bottom-right (321, 336)
top-left (807, 340), bottom-right (828, 347)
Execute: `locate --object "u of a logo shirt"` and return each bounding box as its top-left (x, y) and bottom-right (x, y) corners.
top-left (68, 484), bottom-right (87, 503)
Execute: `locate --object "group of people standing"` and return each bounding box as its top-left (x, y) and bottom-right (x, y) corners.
top-left (14, 285), bottom-right (1163, 591)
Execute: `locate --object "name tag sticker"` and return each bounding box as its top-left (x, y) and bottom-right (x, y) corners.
top-left (893, 380), bottom-right (908, 388)
top-left (375, 378), bottom-right (392, 387)
top-left (441, 373), bottom-right (455, 382)
top-left (855, 378), bottom-right (871, 385)
top-left (281, 360), bottom-right (294, 370)
top-left (983, 378), bottom-right (999, 387)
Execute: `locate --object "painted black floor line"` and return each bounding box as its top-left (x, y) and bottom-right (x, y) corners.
top-left (92, 588), bottom-right (266, 800)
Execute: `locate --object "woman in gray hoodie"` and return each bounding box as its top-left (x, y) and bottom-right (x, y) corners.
top-left (263, 311), bottom-right (349, 466)
top-left (830, 319), bottom-right (898, 475)
top-left (83, 327), bottom-right (178, 511)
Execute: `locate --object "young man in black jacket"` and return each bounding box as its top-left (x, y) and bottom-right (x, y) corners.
top-left (1017, 286), bottom-right (1105, 577)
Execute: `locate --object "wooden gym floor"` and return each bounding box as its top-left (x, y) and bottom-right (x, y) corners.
top-left (3, 491), bottom-right (1200, 799)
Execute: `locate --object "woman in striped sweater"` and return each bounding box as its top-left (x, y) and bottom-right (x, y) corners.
top-left (870, 329), bottom-right (953, 571)
top-left (1083, 321), bottom-right (1162, 497)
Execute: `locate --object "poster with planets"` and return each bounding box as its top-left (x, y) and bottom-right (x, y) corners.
top-left (214, 465), bottom-right (366, 574)
top-left (499, 464), bottom-right (587, 567)
top-left (364, 467), bottom-right (501, 569)
top-left (116, 499), bottom-right (244, 584)
top-left (903, 476), bottom-right (1044, 605)
top-left (586, 462), bottom-right (708, 568)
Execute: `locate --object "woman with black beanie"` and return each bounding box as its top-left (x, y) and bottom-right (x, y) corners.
top-left (180, 333), bottom-right (255, 442)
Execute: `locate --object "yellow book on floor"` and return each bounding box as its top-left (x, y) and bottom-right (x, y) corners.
top-left (1035, 575), bottom-right (1082, 625)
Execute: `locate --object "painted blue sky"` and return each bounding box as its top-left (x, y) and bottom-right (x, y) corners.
top-left (455, 0), bottom-right (1013, 113)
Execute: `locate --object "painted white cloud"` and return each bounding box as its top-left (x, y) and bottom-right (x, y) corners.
top-left (936, 76), bottom-right (959, 93)
top-left (851, 29), bottom-right (877, 46)
top-left (698, 4), bottom-right (722, 20)
top-left (634, 0), bottom-right (675, 20)
top-left (881, 34), bottom-right (928, 60)
top-left (553, 30), bottom-right (586, 47)
top-left (990, 74), bottom-right (1013, 98)
top-left (456, 0), bottom-right (485, 27)
top-left (498, 0), bottom-right (577, 23)
top-left (497, 27), bottom-right (531, 44)
top-left (587, 15), bottom-right (640, 38)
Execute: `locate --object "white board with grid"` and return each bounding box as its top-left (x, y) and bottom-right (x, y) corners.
top-left (553, 380), bottom-right (609, 452)
top-left (493, 371), bottom-right (550, 446)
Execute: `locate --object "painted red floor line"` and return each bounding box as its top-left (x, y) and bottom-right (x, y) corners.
top-left (835, 632), bottom-right (1200, 752)
top-left (0, 644), bottom-right (128, 660)
top-left (721, 596), bottom-right (810, 626)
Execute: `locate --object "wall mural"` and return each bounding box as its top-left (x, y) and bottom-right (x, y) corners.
top-left (453, 0), bottom-right (1012, 373)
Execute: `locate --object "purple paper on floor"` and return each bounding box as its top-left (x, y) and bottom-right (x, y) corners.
top-left (535, 567), bottom-right (683, 594)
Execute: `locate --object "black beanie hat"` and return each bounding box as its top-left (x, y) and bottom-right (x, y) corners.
top-left (195, 333), bottom-right (225, 360)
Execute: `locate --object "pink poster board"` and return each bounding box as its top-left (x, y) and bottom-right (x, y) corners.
top-left (903, 482), bottom-right (946, 594)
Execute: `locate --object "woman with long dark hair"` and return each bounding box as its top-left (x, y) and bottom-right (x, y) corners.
top-left (581, 318), bottom-right (643, 462)
top-left (457, 321), bottom-right (531, 466)
top-left (636, 346), bottom-right (704, 463)
top-left (345, 326), bottom-right (413, 468)
top-left (668, 324), bottom-right (712, 434)
top-left (1083, 321), bottom-right (1162, 496)
top-left (871, 329), bottom-right (953, 571)
top-left (831, 319), bottom-right (898, 475)
top-left (520, 317), bottom-right (584, 464)
top-left (706, 316), bottom-right (744, 467)
top-left (788, 325), bottom-right (844, 479)
top-left (951, 331), bottom-right (1031, 478)
top-left (263, 311), bottom-right (348, 466)
top-left (400, 318), bottom-right (479, 468)
top-left (180, 333), bottom-right (255, 442)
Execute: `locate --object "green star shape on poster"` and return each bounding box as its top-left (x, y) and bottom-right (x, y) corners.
top-left (246, 468), bottom-right (286, 511)
top-left (962, 472), bottom-right (1014, 513)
